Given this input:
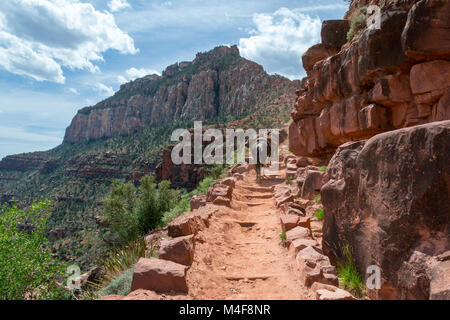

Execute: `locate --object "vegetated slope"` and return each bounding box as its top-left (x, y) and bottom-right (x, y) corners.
top-left (0, 45), bottom-right (300, 268)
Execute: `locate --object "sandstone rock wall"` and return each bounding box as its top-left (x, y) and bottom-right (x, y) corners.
top-left (321, 121), bottom-right (450, 299)
top-left (289, 0), bottom-right (450, 157)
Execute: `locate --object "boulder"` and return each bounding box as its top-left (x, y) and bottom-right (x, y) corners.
top-left (288, 238), bottom-right (319, 257)
top-left (158, 235), bottom-right (195, 266)
top-left (296, 246), bottom-right (339, 287)
top-left (213, 196), bottom-right (231, 207)
top-left (130, 258), bottom-right (188, 294)
top-left (322, 121), bottom-right (450, 299)
top-left (301, 170), bottom-right (324, 199)
top-left (410, 60), bottom-right (450, 95)
top-left (233, 173), bottom-right (244, 180)
top-left (321, 20), bottom-right (350, 49)
top-left (429, 259), bottom-right (450, 300)
top-left (275, 194), bottom-right (294, 208)
top-left (230, 163), bottom-right (249, 174)
top-left (302, 44), bottom-right (339, 75)
top-left (402, 0), bottom-right (450, 60)
top-left (285, 226), bottom-right (311, 248)
top-left (168, 205), bottom-right (216, 237)
top-left (190, 195), bottom-right (206, 210)
top-left (220, 177), bottom-right (236, 189)
top-left (312, 282), bottom-right (356, 300)
top-left (280, 215), bottom-right (300, 232)
top-left (206, 183), bottom-right (232, 202)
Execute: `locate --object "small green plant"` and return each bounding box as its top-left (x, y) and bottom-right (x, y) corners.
top-left (280, 231), bottom-right (287, 247)
top-left (347, 7), bottom-right (368, 42)
top-left (286, 176), bottom-right (294, 183)
top-left (161, 193), bottom-right (190, 226)
top-left (315, 208), bottom-right (324, 220)
top-left (98, 266), bottom-right (135, 297)
top-left (336, 244), bottom-right (365, 297)
top-left (318, 166), bottom-right (327, 172)
top-left (314, 193), bottom-right (321, 203)
top-left (103, 237), bottom-right (154, 278)
top-left (209, 164), bottom-right (226, 180)
top-left (195, 176), bottom-right (215, 196)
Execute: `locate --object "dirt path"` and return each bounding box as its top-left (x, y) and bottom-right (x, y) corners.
top-left (186, 165), bottom-right (314, 299)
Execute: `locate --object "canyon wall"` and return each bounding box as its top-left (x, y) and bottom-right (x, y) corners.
top-left (289, 0), bottom-right (449, 299)
top-left (64, 45), bottom-right (296, 143)
top-left (289, 0), bottom-right (449, 157)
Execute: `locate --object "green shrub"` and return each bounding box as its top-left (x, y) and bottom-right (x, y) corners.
top-left (135, 176), bottom-right (179, 234)
top-left (209, 164), bottom-right (226, 180)
top-left (318, 166), bottom-right (327, 172)
top-left (347, 7), bottom-right (368, 42)
top-left (103, 181), bottom-right (140, 245)
top-left (0, 201), bottom-right (68, 300)
top-left (161, 193), bottom-right (191, 226)
top-left (102, 175), bottom-right (179, 245)
top-left (103, 238), bottom-right (154, 279)
top-left (280, 231), bottom-right (287, 247)
top-left (314, 194), bottom-right (321, 203)
top-left (195, 176), bottom-right (215, 196)
top-left (99, 266), bottom-right (135, 297)
top-left (337, 244), bottom-right (365, 297)
top-left (315, 208), bottom-right (324, 220)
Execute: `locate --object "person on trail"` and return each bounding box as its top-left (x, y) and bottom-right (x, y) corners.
top-left (254, 137), bottom-right (271, 183)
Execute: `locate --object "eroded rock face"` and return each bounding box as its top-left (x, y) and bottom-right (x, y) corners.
top-left (64, 46), bottom-right (297, 143)
top-left (321, 121), bottom-right (450, 299)
top-left (130, 258), bottom-right (188, 294)
top-left (290, 0), bottom-right (450, 157)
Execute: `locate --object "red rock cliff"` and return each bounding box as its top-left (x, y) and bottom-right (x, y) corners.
top-left (64, 45), bottom-right (297, 142)
top-left (289, 0), bottom-right (450, 157)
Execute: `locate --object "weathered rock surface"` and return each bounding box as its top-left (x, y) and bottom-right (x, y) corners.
top-left (64, 46), bottom-right (298, 143)
top-left (322, 121), bottom-right (450, 299)
top-left (290, 0), bottom-right (450, 157)
top-left (296, 246), bottom-right (339, 287)
top-left (190, 195), bottom-right (206, 210)
top-left (285, 226), bottom-right (311, 248)
top-left (158, 235), bottom-right (195, 266)
top-left (130, 258), bottom-right (188, 294)
top-left (312, 282), bottom-right (356, 300)
top-left (168, 205), bottom-right (217, 237)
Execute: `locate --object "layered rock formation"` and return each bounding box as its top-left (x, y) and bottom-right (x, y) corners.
top-left (65, 45), bottom-right (297, 142)
top-left (321, 121), bottom-right (450, 299)
top-left (287, 0), bottom-right (450, 300)
top-left (289, 0), bottom-right (450, 157)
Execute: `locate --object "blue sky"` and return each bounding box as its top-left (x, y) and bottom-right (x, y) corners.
top-left (0, 0), bottom-right (347, 160)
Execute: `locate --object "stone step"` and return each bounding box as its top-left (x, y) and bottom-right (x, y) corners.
top-left (224, 274), bottom-right (274, 281)
top-left (242, 185), bottom-right (273, 193)
top-left (245, 193), bottom-right (273, 199)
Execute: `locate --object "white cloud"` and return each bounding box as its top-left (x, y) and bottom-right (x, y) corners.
top-left (68, 88), bottom-right (80, 95)
top-left (0, 0), bottom-right (138, 83)
top-left (108, 0), bottom-right (131, 12)
top-left (95, 83), bottom-right (115, 97)
top-left (0, 126), bottom-right (61, 143)
top-left (238, 7), bottom-right (321, 80)
top-left (118, 67), bottom-right (161, 84)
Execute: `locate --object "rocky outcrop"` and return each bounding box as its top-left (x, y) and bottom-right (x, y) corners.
top-left (0, 153), bottom-right (48, 172)
top-left (130, 257), bottom-right (189, 294)
top-left (290, 0), bottom-right (450, 157)
top-left (321, 121), bottom-right (450, 299)
top-left (64, 45), bottom-right (297, 142)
